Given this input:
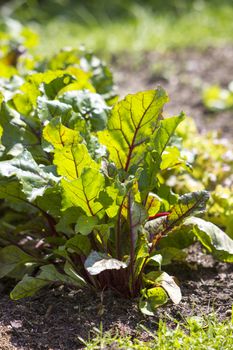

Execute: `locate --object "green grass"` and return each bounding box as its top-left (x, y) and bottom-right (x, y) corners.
top-left (34, 2), bottom-right (233, 57)
top-left (80, 312), bottom-right (233, 349)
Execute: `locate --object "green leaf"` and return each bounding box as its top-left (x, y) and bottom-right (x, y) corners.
top-left (98, 88), bottom-right (168, 171)
top-left (39, 264), bottom-right (83, 286)
top-left (37, 97), bottom-right (73, 123)
top-left (0, 102), bottom-right (38, 157)
top-left (43, 117), bottom-right (98, 179)
top-left (150, 247), bottom-right (187, 266)
top-left (134, 232), bottom-right (149, 278)
top-left (60, 90), bottom-right (109, 131)
top-left (13, 82), bottom-right (40, 115)
top-left (146, 271), bottom-right (182, 305)
top-left (168, 191), bottom-right (210, 227)
top-left (153, 113), bottom-right (185, 156)
top-left (0, 150), bottom-right (59, 202)
top-left (145, 192), bottom-right (162, 217)
top-left (161, 146), bottom-right (186, 170)
top-left (203, 85), bottom-right (233, 111)
top-left (138, 150), bottom-right (161, 195)
top-left (139, 286), bottom-right (168, 315)
top-left (145, 190), bottom-right (209, 247)
top-left (184, 217), bottom-right (233, 262)
top-left (85, 251), bottom-right (127, 275)
top-left (43, 73), bottom-right (76, 99)
top-left (43, 117), bottom-right (82, 151)
top-left (0, 179), bottom-right (27, 203)
top-left (0, 246), bottom-right (35, 278)
top-left (56, 207), bottom-right (82, 234)
top-left (158, 225), bottom-right (195, 250)
top-left (10, 275), bottom-right (49, 300)
top-left (66, 234), bottom-right (91, 256)
top-left (61, 168), bottom-right (105, 217)
top-left (64, 261), bottom-right (86, 286)
top-left (75, 215), bottom-right (98, 235)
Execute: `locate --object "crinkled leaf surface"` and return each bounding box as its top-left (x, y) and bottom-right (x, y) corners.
top-left (0, 150), bottom-right (59, 201)
top-left (98, 88), bottom-right (168, 171)
top-left (184, 217), bottom-right (233, 262)
top-left (37, 97), bottom-right (73, 123)
top-left (145, 191), bottom-right (209, 246)
top-left (85, 251), bottom-right (127, 275)
top-left (168, 191), bottom-right (210, 226)
top-left (60, 90), bottom-right (109, 131)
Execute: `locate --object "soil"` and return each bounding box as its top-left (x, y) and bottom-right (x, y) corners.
top-left (0, 46), bottom-right (233, 349)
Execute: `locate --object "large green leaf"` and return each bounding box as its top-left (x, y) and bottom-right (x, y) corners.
top-left (61, 168), bottom-right (105, 217)
top-left (10, 275), bottom-right (49, 300)
top-left (98, 88), bottom-right (168, 171)
top-left (184, 217), bottom-right (233, 262)
top-left (75, 215), bottom-right (98, 235)
top-left (10, 263), bottom-right (85, 300)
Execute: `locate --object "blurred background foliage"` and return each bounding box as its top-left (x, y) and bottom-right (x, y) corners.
top-left (1, 0), bottom-right (233, 56)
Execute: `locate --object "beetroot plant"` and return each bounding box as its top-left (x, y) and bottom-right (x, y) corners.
top-left (0, 43), bottom-right (233, 315)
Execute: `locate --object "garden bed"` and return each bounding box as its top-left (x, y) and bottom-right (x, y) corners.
top-left (0, 46), bottom-right (233, 349)
top-left (0, 243), bottom-right (232, 350)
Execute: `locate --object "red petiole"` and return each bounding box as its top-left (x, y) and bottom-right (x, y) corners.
top-left (148, 212), bottom-right (170, 221)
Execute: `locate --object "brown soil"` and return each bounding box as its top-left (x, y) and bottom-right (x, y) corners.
top-left (0, 47), bottom-right (233, 349)
top-left (0, 244), bottom-right (232, 350)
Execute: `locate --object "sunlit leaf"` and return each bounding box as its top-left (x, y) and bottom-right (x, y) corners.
top-left (98, 88), bottom-right (168, 171)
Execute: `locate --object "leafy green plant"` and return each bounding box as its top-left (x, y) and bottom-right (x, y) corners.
top-left (0, 31), bottom-right (233, 315)
top-left (167, 117), bottom-right (233, 237)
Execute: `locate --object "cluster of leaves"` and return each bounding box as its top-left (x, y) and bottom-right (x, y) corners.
top-left (203, 82), bottom-right (233, 111)
top-left (0, 29), bottom-right (233, 316)
top-left (166, 117), bottom-right (233, 238)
